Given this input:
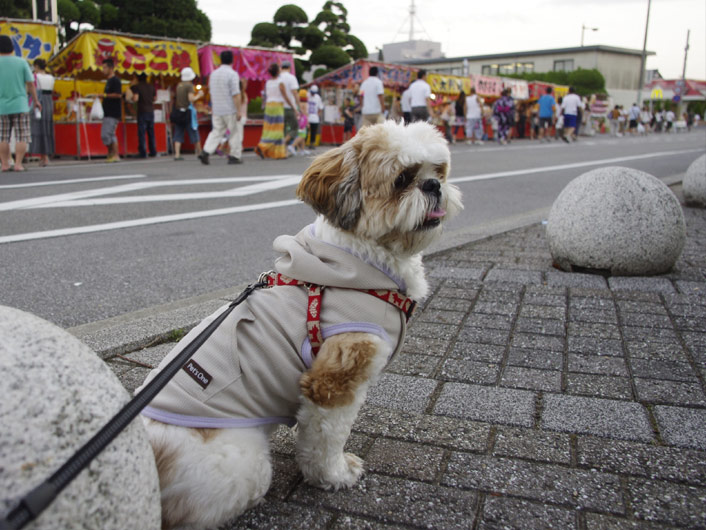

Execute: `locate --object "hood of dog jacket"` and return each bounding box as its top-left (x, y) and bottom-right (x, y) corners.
top-left (139, 225), bottom-right (410, 428)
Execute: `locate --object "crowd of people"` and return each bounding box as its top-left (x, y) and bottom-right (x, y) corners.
top-left (2, 38), bottom-right (703, 170)
top-left (433, 85), bottom-right (702, 147)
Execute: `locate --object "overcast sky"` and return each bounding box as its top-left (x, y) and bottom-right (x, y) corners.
top-left (199, 0), bottom-right (705, 80)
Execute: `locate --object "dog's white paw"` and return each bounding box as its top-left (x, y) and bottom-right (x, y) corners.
top-left (303, 452), bottom-right (364, 490)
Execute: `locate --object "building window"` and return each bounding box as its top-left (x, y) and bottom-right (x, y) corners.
top-left (498, 63), bottom-right (515, 75)
top-left (554, 59), bottom-right (574, 72)
top-left (482, 64), bottom-right (498, 75)
top-left (516, 62), bottom-right (534, 74)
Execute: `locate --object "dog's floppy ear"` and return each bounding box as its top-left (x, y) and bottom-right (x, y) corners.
top-left (296, 143), bottom-right (362, 231)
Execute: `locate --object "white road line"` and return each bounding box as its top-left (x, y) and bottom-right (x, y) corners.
top-left (450, 148), bottom-right (703, 184)
top-left (31, 175), bottom-right (303, 208)
top-left (0, 175), bottom-right (298, 211)
top-left (0, 199), bottom-right (302, 244)
top-left (0, 174), bottom-right (148, 190)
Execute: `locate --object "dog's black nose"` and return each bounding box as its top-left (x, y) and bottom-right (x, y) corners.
top-left (421, 179), bottom-right (441, 195)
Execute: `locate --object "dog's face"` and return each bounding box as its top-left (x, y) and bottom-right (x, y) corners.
top-left (296, 121), bottom-right (463, 255)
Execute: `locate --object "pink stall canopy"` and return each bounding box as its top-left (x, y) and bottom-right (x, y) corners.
top-left (198, 44), bottom-right (295, 80)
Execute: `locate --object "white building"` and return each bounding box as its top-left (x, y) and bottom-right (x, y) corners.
top-left (404, 45), bottom-right (654, 106)
top-left (378, 40), bottom-right (444, 63)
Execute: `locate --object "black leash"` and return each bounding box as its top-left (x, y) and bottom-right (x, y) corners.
top-left (0, 280), bottom-right (267, 530)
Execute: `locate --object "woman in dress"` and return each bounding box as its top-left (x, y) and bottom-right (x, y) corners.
top-left (492, 88), bottom-right (515, 145)
top-left (30, 58), bottom-right (55, 167)
top-left (255, 63), bottom-right (295, 159)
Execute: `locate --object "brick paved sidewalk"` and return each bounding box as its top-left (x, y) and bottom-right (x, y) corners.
top-left (109, 197), bottom-right (706, 529)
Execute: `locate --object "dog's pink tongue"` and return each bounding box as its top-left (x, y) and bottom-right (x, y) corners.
top-left (426, 208), bottom-right (446, 220)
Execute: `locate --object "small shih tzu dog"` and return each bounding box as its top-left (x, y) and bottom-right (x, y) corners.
top-left (137, 120), bottom-right (463, 529)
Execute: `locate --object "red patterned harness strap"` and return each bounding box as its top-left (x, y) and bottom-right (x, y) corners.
top-left (261, 271), bottom-right (416, 357)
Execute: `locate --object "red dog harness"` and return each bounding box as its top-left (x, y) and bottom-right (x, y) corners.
top-left (263, 271), bottom-right (416, 356)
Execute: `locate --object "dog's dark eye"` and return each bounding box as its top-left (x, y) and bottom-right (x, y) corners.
top-left (395, 170), bottom-right (414, 189)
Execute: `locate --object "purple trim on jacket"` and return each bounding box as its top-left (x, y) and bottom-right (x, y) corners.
top-left (308, 224), bottom-right (408, 293)
top-left (301, 322), bottom-right (392, 368)
top-left (142, 406), bottom-right (298, 428)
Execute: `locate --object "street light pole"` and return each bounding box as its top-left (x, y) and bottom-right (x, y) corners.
top-left (581, 24), bottom-right (598, 47)
top-left (636, 0), bottom-right (652, 106)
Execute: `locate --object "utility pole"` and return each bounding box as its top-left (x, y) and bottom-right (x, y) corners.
top-left (636, 0), bottom-right (652, 106)
top-left (409, 0), bottom-right (416, 41)
top-left (676, 29), bottom-right (690, 117)
top-left (681, 29), bottom-right (690, 80)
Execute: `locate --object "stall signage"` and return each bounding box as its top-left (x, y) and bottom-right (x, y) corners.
top-left (0, 20), bottom-right (57, 61)
top-left (199, 45), bottom-right (295, 80)
top-left (427, 73), bottom-right (472, 95)
top-left (316, 60), bottom-right (416, 89)
top-left (472, 75), bottom-right (503, 97)
top-left (501, 78), bottom-right (529, 100)
top-left (52, 32), bottom-right (199, 77)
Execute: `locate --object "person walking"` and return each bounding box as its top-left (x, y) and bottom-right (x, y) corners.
top-left (627, 102), bottom-right (640, 135)
top-left (409, 69), bottom-right (433, 122)
top-left (128, 73), bottom-right (156, 158)
top-left (453, 91), bottom-right (466, 141)
top-left (560, 86), bottom-right (581, 142)
top-left (199, 50), bottom-right (242, 165)
top-left (342, 96), bottom-right (355, 142)
top-left (173, 67), bottom-right (204, 161)
top-left (359, 66), bottom-right (385, 127)
top-left (0, 35), bottom-right (41, 172)
top-left (254, 63), bottom-right (294, 159)
top-left (94, 57), bottom-right (123, 163)
top-left (465, 87), bottom-right (483, 145)
top-left (537, 86), bottom-right (555, 143)
top-left (279, 61), bottom-right (300, 150)
top-left (306, 85), bottom-right (323, 149)
top-left (401, 85), bottom-right (412, 124)
top-left (665, 108), bottom-right (675, 133)
top-left (492, 88), bottom-right (515, 145)
top-left (30, 58), bottom-right (54, 167)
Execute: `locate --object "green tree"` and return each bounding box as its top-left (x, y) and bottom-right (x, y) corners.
top-left (56, 0), bottom-right (210, 43)
top-left (0, 0), bottom-right (32, 19)
top-left (248, 2), bottom-right (368, 82)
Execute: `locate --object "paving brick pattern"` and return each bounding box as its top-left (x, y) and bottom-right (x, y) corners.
top-left (108, 203), bottom-right (706, 529)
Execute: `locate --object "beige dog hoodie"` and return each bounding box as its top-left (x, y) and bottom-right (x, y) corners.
top-left (138, 225), bottom-right (411, 428)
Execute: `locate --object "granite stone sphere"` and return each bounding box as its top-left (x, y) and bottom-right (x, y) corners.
top-left (547, 166), bottom-right (686, 276)
top-left (683, 154), bottom-right (706, 208)
top-left (0, 306), bottom-right (161, 530)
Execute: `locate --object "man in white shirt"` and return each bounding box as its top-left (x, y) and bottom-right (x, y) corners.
top-left (359, 66), bottom-right (385, 127)
top-left (199, 50), bottom-right (242, 165)
top-left (560, 86), bottom-right (581, 143)
top-left (665, 109), bottom-right (675, 132)
top-left (409, 69), bottom-right (433, 122)
top-left (307, 85), bottom-right (323, 149)
top-left (628, 102), bottom-right (641, 134)
top-left (465, 87), bottom-right (484, 145)
top-left (280, 61), bottom-right (301, 147)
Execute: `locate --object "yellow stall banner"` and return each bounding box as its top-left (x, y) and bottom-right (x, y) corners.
top-left (0, 19), bottom-right (57, 62)
top-left (554, 85), bottom-right (569, 99)
top-left (428, 73), bottom-right (472, 96)
top-left (51, 31), bottom-right (199, 78)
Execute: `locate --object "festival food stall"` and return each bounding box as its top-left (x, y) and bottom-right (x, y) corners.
top-left (192, 44), bottom-right (295, 151)
top-left (308, 59), bottom-right (419, 144)
top-left (48, 30), bottom-right (200, 158)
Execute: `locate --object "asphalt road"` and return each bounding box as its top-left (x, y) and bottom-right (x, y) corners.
top-left (1, 131), bottom-right (704, 328)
